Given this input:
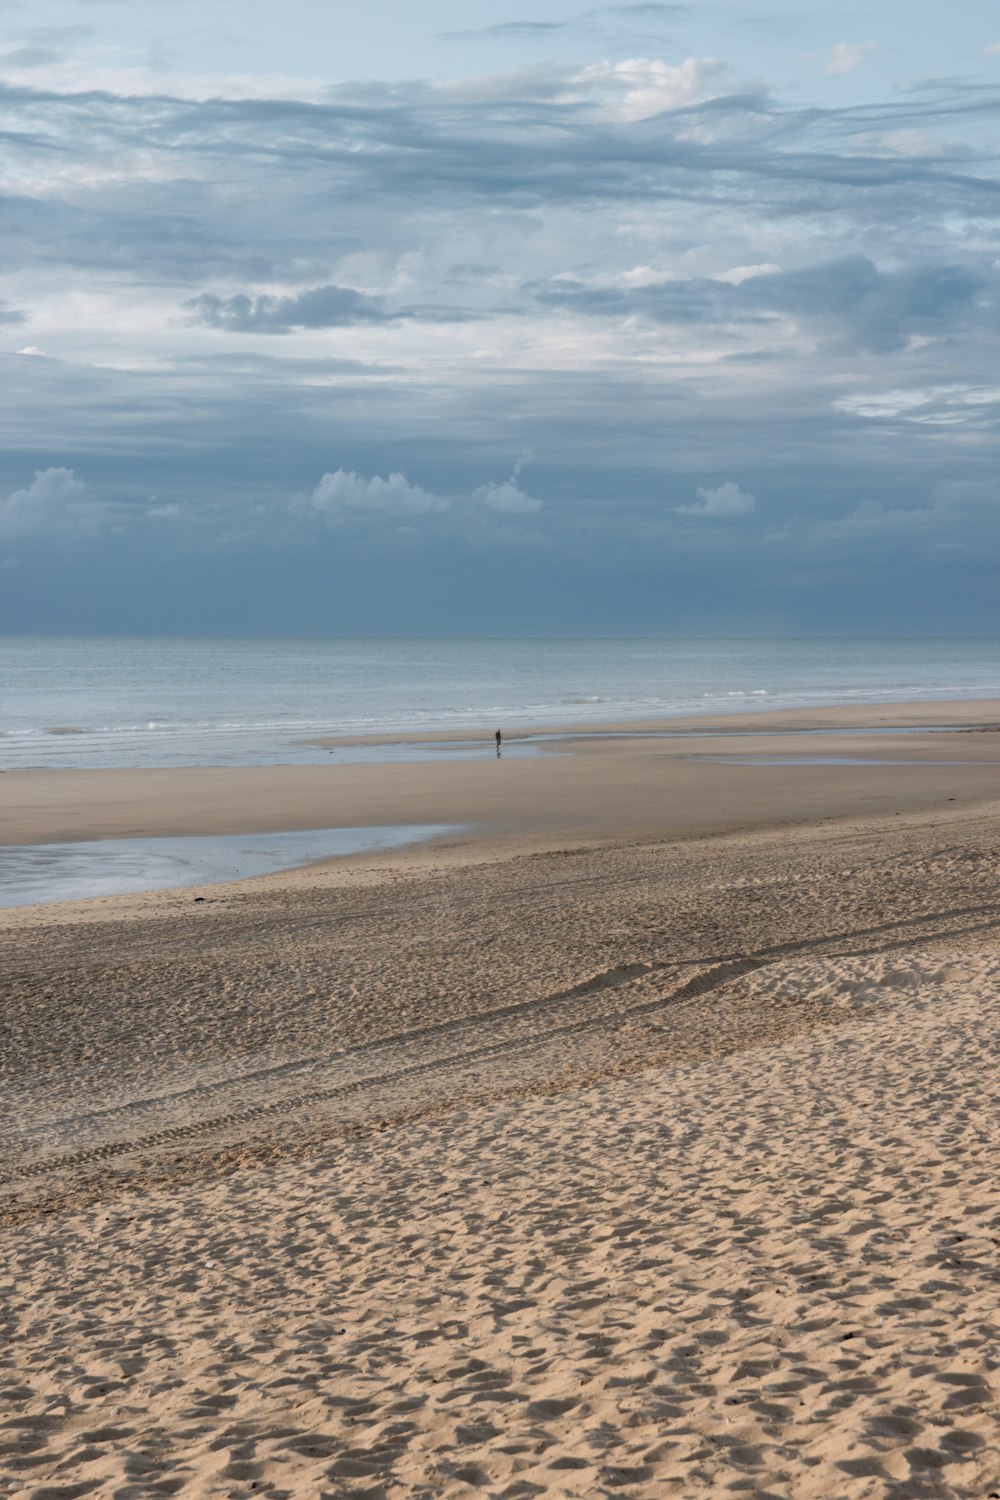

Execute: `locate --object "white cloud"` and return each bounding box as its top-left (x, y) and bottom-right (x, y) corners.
top-left (473, 450), bottom-right (542, 515)
top-left (473, 478), bottom-right (542, 514)
top-left (0, 52), bottom-right (334, 105)
top-left (824, 41), bottom-right (876, 76)
top-left (678, 481), bottom-right (756, 518)
top-left (858, 129), bottom-right (969, 160)
top-left (578, 56), bottom-right (728, 121)
top-left (615, 265), bottom-right (673, 288)
top-left (443, 55), bottom-right (727, 121)
top-left (310, 468), bottom-right (449, 519)
top-left (983, 43), bottom-right (1000, 56)
top-left (835, 384), bottom-right (1000, 424)
top-left (0, 467), bottom-right (100, 536)
top-left (714, 263), bottom-right (782, 286)
top-left (308, 456), bottom-right (543, 524)
top-left (15, 346), bottom-right (46, 357)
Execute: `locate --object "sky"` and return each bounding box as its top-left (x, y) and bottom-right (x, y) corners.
top-left (1, 0), bottom-right (999, 635)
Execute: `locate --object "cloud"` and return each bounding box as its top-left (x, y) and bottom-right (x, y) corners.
top-left (824, 41), bottom-right (876, 76)
top-left (931, 478), bottom-right (999, 511)
top-left (0, 301), bottom-right (25, 325)
top-left (834, 383), bottom-right (1000, 424)
top-left (2, 57), bottom-right (1000, 631)
top-left (852, 128), bottom-right (973, 161)
top-left (185, 283), bottom-right (478, 333)
top-left (613, 3), bottom-right (691, 14)
top-left (736, 256), bottom-right (985, 353)
top-left (2, 46), bottom-right (64, 67)
top-left (818, 476), bottom-right (1000, 547)
top-left (575, 55), bottom-right (728, 120)
top-left (441, 20), bottom-right (572, 41)
top-left (5, 69), bottom-right (1000, 307)
top-left (12, 23), bottom-right (96, 45)
top-left (0, 466), bottom-right (99, 536)
top-left (310, 469), bottom-right (449, 520)
top-left (309, 458), bottom-right (544, 524)
top-left (533, 255), bottom-right (987, 353)
top-left (473, 452), bottom-right (542, 514)
top-left (715, 263), bottom-right (782, 285)
top-left (473, 478), bottom-right (542, 514)
top-left (434, 52), bottom-right (730, 118)
top-left (439, 4), bottom-right (692, 43)
top-left (187, 285), bottom-right (394, 333)
top-left (678, 481), bottom-right (756, 517)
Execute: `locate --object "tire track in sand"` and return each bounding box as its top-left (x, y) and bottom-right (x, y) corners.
top-left (0, 955), bottom-right (753, 1188)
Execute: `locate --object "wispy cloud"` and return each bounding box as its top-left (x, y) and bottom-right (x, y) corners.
top-left (824, 40), bottom-right (876, 76)
top-left (439, 2), bottom-right (694, 44)
top-left (440, 20), bottom-right (573, 42)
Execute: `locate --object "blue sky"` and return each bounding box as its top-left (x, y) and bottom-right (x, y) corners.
top-left (1, 0), bottom-right (999, 633)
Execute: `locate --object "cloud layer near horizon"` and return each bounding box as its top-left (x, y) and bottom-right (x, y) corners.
top-left (2, 10), bottom-right (1000, 633)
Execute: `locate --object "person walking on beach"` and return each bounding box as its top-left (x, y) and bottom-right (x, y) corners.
top-left (495, 729), bottom-right (502, 757)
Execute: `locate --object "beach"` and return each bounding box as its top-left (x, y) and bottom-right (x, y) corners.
top-left (3, 702), bottom-right (1000, 1497)
top-left (5, 698), bottom-right (1000, 856)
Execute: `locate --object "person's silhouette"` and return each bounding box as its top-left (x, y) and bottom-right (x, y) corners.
top-left (495, 729), bottom-right (502, 757)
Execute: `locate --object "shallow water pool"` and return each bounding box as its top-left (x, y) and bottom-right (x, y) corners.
top-left (0, 824), bottom-right (458, 908)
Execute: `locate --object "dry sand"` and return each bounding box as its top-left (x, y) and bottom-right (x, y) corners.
top-left (2, 703), bottom-right (1000, 1497)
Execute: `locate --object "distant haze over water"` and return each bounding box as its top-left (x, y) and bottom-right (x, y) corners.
top-left (2, 637), bottom-right (999, 771)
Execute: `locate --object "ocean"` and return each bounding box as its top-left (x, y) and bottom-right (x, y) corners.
top-left (3, 635), bottom-right (1000, 772)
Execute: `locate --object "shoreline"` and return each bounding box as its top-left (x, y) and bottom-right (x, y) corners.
top-left (3, 693), bottom-right (1000, 919)
top-left (3, 698), bottom-right (1000, 873)
top-left (303, 694), bottom-right (1000, 747)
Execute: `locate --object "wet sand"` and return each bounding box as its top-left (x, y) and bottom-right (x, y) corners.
top-left (2, 701), bottom-right (1000, 1497)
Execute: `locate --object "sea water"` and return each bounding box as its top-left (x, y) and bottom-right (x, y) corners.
top-left (3, 635), bottom-right (1000, 771)
top-left (0, 825), bottom-right (455, 909)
